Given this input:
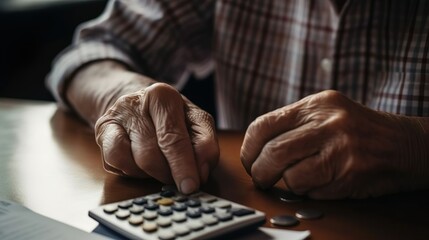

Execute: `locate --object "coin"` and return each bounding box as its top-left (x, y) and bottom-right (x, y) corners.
top-left (295, 209), bottom-right (323, 220)
top-left (279, 191), bottom-right (305, 203)
top-left (270, 215), bottom-right (299, 227)
top-left (271, 188), bottom-right (305, 203)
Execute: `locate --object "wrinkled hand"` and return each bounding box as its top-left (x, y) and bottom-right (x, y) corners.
top-left (95, 83), bottom-right (219, 194)
top-left (241, 90), bottom-right (427, 199)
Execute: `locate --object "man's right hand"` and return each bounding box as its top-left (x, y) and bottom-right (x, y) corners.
top-left (94, 82), bottom-right (219, 194)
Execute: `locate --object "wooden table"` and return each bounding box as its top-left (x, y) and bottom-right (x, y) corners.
top-left (1, 98), bottom-right (429, 240)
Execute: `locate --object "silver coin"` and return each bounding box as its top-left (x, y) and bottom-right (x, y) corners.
top-left (270, 188), bottom-right (305, 203)
top-left (279, 191), bottom-right (305, 203)
top-left (295, 209), bottom-right (323, 220)
top-left (270, 215), bottom-right (299, 226)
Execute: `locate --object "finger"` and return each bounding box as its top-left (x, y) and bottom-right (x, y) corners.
top-left (241, 100), bottom-right (308, 174)
top-left (282, 153), bottom-right (334, 195)
top-left (103, 161), bottom-right (126, 176)
top-left (95, 121), bottom-right (150, 178)
top-left (147, 83), bottom-right (199, 194)
top-left (250, 125), bottom-right (324, 189)
top-left (186, 107), bottom-right (219, 183)
top-left (128, 108), bottom-right (174, 184)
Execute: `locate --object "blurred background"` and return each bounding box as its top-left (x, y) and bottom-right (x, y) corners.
top-left (0, 0), bottom-right (108, 101)
top-left (0, 0), bottom-right (216, 118)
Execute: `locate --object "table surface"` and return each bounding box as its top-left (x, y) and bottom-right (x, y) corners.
top-left (1, 98), bottom-right (429, 240)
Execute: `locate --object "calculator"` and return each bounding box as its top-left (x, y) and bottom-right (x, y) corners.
top-left (89, 188), bottom-right (266, 240)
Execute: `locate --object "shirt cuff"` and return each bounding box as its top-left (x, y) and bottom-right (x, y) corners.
top-left (46, 41), bottom-right (140, 110)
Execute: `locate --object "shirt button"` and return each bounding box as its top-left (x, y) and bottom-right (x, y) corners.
top-left (321, 58), bottom-right (333, 73)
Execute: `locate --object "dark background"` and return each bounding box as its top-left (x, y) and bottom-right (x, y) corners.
top-left (0, 0), bottom-right (216, 118)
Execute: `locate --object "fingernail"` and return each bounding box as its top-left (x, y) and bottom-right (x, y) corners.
top-left (180, 178), bottom-right (197, 194)
top-left (200, 163), bottom-right (209, 183)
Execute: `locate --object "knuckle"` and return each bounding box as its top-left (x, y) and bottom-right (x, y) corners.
top-left (94, 120), bottom-right (115, 146)
top-left (114, 93), bottom-right (143, 111)
top-left (151, 82), bottom-right (174, 90)
top-left (248, 115), bottom-right (268, 136)
top-left (263, 140), bottom-right (287, 164)
top-left (308, 90), bottom-right (345, 108)
top-left (147, 83), bottom-right (181, 100)
top-left (94, 120), bottom-right (107, 144)
top-left (320, 89), bottom-right (343, 102)
top-left (249, 109), bottom-right (286, 135)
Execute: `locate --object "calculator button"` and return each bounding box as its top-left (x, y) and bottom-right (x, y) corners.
top-left (144, 202), bottom-right (160, 210)
top-left (160, 190), bottom-right (176, 198)
top-left (158, 208), bottom-right (173, 216)
top-left (103, 205), bottom-right (118, 214)
top-left (214, 212), bottom-right (233, 222)
top-left (129, 205), bottom-right (144, 214)
top-left (90, 189), bottom-right (267, 240)
top-left (148, 195), bottom-right (162, 201)
top-left (201, 215), bottom-right (218, 226)
top-left (143, 211), bottom-right (158, 220)
top-left (275, 190), bottom-right (305, 203)
top-left (270, 215), bottom-right (299, 227)
top-left (189, 192), bottom-right (203, 198)
top-left (118, 200), bottom-right (133, 209)
top-left (186, 199), bottom-right (201, 208)
top-left (199, 195), bottom-right (217, 203)
top-left (173, 196), bottom-right (188, 202)
top-left (229, 208), bottom-right (255, 217)
top-left (173, 225), bottom-right (190, 236)
top-left (188, 220), bottom-right (205, 231)
top-left (115, 210), bottom-right (130, 220)
top-left (157, 198), bottom-right (174, 206)
top-left (172, 203), bottom-right (187, 212)
top-left (158, 230), bottom-right (176, 240)
top-left (142, 222), bottom-right (158, 232)
top-left (172, 214), bottom-right (187, 223)
top-left (200, 205), bottom-right (215, 214)
top-left (128, 215), bottom-right (144, 225)
top-left (133, 197), bottom-right (147, 205)
top-left (186, 209), bottom-right (202, 218)
top-left (213, 201), bottom-right (231, 209)
top-left (157, 218), bottom-right (172, 228)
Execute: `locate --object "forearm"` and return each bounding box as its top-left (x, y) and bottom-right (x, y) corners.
top-left (66, 60), bottom-right (155, 127)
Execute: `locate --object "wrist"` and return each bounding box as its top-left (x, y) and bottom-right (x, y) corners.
top-left (390, 114), bottom-right (429, 190)
top-left (66, 60), bottom-right (155, 126)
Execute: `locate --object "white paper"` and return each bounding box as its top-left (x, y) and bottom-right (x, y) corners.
top-left (0, 199), bottom-right (107, 240)
top-left (230, 227), bottom-right (311, 240)
top-left (259, 227), bottom-right (311, 240)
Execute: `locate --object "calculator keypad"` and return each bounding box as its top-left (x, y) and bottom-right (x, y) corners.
top-left (90, 190), bottom-right (265, 240)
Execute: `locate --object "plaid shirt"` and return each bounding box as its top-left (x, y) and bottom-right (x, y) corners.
top-left (47, 0), bottom-right (429, 129)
